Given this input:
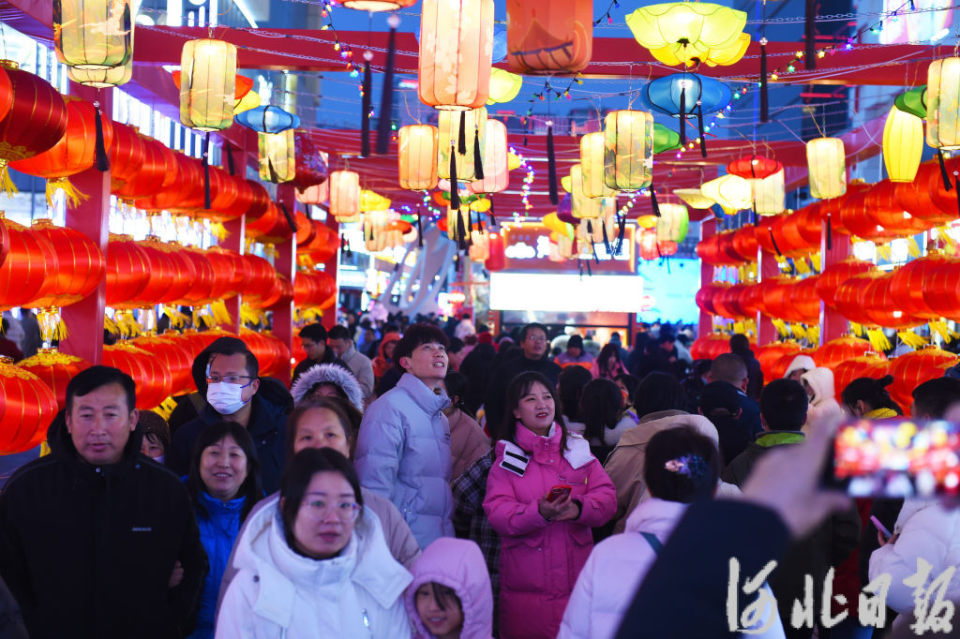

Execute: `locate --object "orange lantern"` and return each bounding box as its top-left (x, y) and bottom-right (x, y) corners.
top-left (179, 247), bottom-right (215, 305)
top-left (695, 283), bottom-right (724, 315)
top-left (771, 348), bottom-right (817, 380)
top-left (0, 359), bottom-right (59, 453)
top-left (888, 347), bottom-right (959, 415)
top-left (102, 343), bottom-right (173, 410)
top-left (921, 258), bottom-right (960, 320)
top-left (506, 0), bottom-right (593, 74)
top-left (28, 219), bottom-right (105, 308)
top-left (242, 254), bottom-right (280, 308)
top-left (155, 244), bottom-right (197, 306)
top-left (131, 238), bottom-right (178, 307)
top-left (814, 336), bottom-right (875, 370)
top-left (861, 271), bottom-right (922, 329)
top-left (833, 272), bottom-right (883, 326)
top-left (726, 154), bottom-right (782, 179)
top-left (816, 259), bottom-right (874, 310)
top-left (133, 335), bottom-right (195, 396)
top-left (398, 124), bottom-right (439, 190)
top-left (18, 349), bottom-right (91, 410)
top-left (889, 255), bottom-right (950, 321)
top-left (690, 333), bottom-right (733, 361)
top-left (731, 225), bottom-right (758, 262)
top-left (833, 355), bottom-right (889, 400)
top-left (113, 135), bottom-right (176, 200)
top-left (206, 247), bottom-right (246, 300)
top-left (0, 218), bottom-right (56, 311)
top-left (105, 235), bottom-right (150, 308)
top-left (896, 161), bottom-right (955, 225)
top-left (755, 341), bottom-right (801, 381)
top-left (863, 180), bottom-right (929, 237)
top-left (108, 122), bottom-right (145, 193)
top-left (418, 0), bottom-right (494, 110)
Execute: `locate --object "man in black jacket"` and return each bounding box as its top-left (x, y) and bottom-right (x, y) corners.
top-left (168, 337), bottom-right (290, 492)
top-left (0, 366), bottom-right (207, 638)
top-left (291, 322), bottom-right (346, 384)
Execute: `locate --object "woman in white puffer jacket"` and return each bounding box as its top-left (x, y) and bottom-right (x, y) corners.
top-left (800, 367), bottom-right (846, 432)
top-left (216, 448), bottom-right (411, 638)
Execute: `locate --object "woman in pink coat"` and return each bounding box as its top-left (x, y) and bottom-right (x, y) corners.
top-left (483, 372), bottom-right (616, 639)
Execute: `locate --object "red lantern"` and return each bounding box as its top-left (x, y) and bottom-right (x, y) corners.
top-left (833, 355), bottom-right (889, 400)
top-left (207, 247), bottom-right (245, 300)
top-left (726, 155), bottom-right (782, 180)
top-left (695, 283), bottom-right (723, 316)
top-left (638, 228), bottom-right (659, 261)
top-left (888, 255), bottom-right (950, 321)
top-left (921, 258), bottom-right (960, 320)
top-left (731, 225), bottom-right (758, 262)
top-left (755, 341), bottom-right (801, 381)
top-left (716, 231), bottom-right (747, 264)
top-left (753, 216), bottom-right (781, 255)
top-left (28, 219), bottom-right (105, 308)
top-left (292, 133), bottom-right (328, 191)
top-left (242, 254), bottom-right (280, 308)
top-left (157, 244), bottom-right (198, 306)
top-left (200, 167), bottom-right (241, 220)
top-left (113, 136), bottom-right (176, 200)
top-left (133, 335), bottom-right (195, 396)
top-left (301, 222), bottom-right (338, 265)
top-left (105, 235), bottom-right (151, 308)
top-left (486, 230), bottom-right (506, 272)
top-left (861, 271), bottom-right (922, 329)
top-left (834, 272), bottom-right (883, 325)
top-left (0, 218), bottom-right (56, 311)
top-left (135, 151), bottom-right (204, 212)
top-left (690, 333), bottom-right (731, 360)
top-left (17, 349), bottom-right (91, 410)
top-left (895, 162), bottom-right (955, 226)
top-left (103, 343), bottom-right (173, 410)
top-left (0, 359), bottom-right (59, 453)
top-left (888, 348), bottom-right (959, 415)
top-left (713, 284), bottom-right (749, 319)
top-left (777, 206), bottom-right (821, 255)
top-left (816, 259), bottom-right (874, 310)
top-left (179, 247), bottom-right (215, 305)
top-left (865, 180), bottom-right (929, 236)
top-left (814, 336), bottom-right (875, 370)
top-left (132, 238), bottom-right (178, 307)
top-left (108, 122), bottom-right (145, 193)
top-left (771, 349), bottom-right (817, 380)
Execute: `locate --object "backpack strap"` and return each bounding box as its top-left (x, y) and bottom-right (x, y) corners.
top-left (640, 532), bottom-right (663, 555)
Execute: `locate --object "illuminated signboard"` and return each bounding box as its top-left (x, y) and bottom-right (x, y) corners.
top-left (501, 223), bottom-right (635, 274)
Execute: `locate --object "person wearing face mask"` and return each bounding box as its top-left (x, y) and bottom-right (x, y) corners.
top-left (169, 338), bottom-right (291, 493)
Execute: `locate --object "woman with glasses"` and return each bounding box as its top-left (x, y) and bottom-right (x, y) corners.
top-left (215, 447), bottom-right (412, 637)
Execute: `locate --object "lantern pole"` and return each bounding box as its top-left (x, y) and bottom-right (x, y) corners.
top-left (271, 183), bottom-right (297, 381)
top-left (820, 219), bottom-right (851, 345)
top-left (757, 249), bottom-right (779, 346)
top-left (698, 217), bottom-right (716, 340)
top-left (220, 139), bottom-right (244, 334)
top-left (61, 82), bottom-right (111, 365)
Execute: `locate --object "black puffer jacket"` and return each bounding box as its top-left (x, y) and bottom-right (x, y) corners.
top-left (0, 414), bottom-right (207, 638)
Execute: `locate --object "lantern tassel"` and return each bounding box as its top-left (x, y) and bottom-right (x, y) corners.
top-left (456, 209), bottom-right (467, 250)
top-left (591, 242), bottom-right (599, 266)
top-left (376, 22), bottom-right (398, 155)
top-left (679, 87), bottom-right (687, 146)
top-left (547, 123), bottom-right (559, 205)
top-left (416, 205), bottom-right (423, 248)
top-left (93, 102), bottom-right (110, 172)
top-left (37, 308), bottom-right (68, 344)
top-left (0, 162), bottom-right (17, 197)
top-left (473, 126), bottom-right (484, 180)
top-left (826, 213), bottom-right (833, 250)
top-left (449, 149), bottom-right (460, 209)
top-left (602, 218), bottom-right (612, 255)
top-left (226, 145), bottom-right (235, 175)
top-left (769, 228), bottom-right (782, 256)
top-left (697, 104), bottom-right (707, 158)
top-left (615, 213), bottom-right (626, 255)
top-left (202, 132), bottom-right (212, 210)
top-left (361, 60), bottom-right (372, 158)
top-left (804, 0), bottom-right (816, 70)
top-left (650, 183), bottom-right (662, 217)
top-left (954, 172), bottom-right (960, 217)
top-left (488, 196), bottom-right (496, 227)
top-left (760, 41), bottom-right (769, 123)
top-left (938, 149), bottom-right (952, 190)
top-left (458, 112), bottom-right (467, 156)
top-left (46, 177), bottom-right (88, 208)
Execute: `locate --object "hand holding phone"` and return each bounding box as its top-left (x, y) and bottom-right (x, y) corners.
top-left (870, 515), bottom-right (893, 542)
top-left (546, 484), bottom-right (572, 502)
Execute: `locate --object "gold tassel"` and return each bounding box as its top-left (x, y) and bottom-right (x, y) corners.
top-left (240, 304), bottom-right (261, 328)
top-left (875, 244), bottom-right (892, 262)
top-left (45, 177), bottom-right (88, 208)
top-left (849, 322), bottom-right (864, 337)
top-left (37, 308), bottom-right (68, 343)
top-left (0, 162), bottom-right (17, 197)
top-left (907, 237), bottom-right (922, 258)
top-left (104, 315), bottom-right (120, 336)
top-left (263, 244), bottom-right (278, 259)
top-left (209, 300), bottom-right (232, 326)
top-left (163, 306), bottom-right (189, 329)
top-left (794, 259), bottom-right (810, 275)
top-left (39, 440), bottom-right (51, 457)
top-left (897, 329), bottom-right (928, 349)
top-left (152, 397), bottom-right (178, 422)
top-left (210, 222), bottom-right (227, 242)
top-left (775, 256), bottom-right (789, 272)
top-left (866, 327), bottom-right (892, 352)
top-left (789, 322), bottom-right (807, 338)
top-left (303, 307), bottom-right (324, 323)
top-left (810, 254), bottom-right (822, 273)
top-left (806, 325), bottom-right (820, 345)
top-left (929, 319), bottom-right (959, 344)
top-left (771, 318), bottom-right (790, 338)
top-left (733, 320), bottom-right (746, 335)
top-left (115, 310), bottom-right (142, 338)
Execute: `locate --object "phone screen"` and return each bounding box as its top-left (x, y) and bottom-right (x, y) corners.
top-left (832, 418), bottom-right (960, 498)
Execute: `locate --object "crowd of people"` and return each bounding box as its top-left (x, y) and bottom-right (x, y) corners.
top-left (0, 312), bottom-right (958, 639)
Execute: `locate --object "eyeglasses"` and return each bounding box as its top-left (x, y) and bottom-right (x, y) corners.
top-left (302, 499), bottom-right (361, 521)
top-left (206, 374), bottom-right (254, 385)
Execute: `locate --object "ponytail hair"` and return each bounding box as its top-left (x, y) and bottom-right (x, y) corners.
top-left (840, 375), bottom-right (902, 415)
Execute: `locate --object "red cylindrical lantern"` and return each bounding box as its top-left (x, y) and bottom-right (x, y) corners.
top-left (695, 283), bottom-right (723, 316)
top-left (730, 225), bottom-right (759, 262)
top-left (207, 247), bottom-right (245, 300)
top-left (833, 355), bottom-right (889, 401)
top-left (888, 347), bottom-right (959, 415)
top-left (17, 348), bottom-right (91, 410)
top-left (834, 272), bottom-right (883, 325)
top-left (0, 218), bottom-right (56, 311)
top-left (133, 335), bottom-right (195, 396)
top-left (690, 333), bottom-right (731, 360)
top-left (102, 343), bottom-right (173, 410)
top-left (179, 247), bottom-right (215, 305)
top-left (105, 235), bottom-right (151, 308)
top-left (28, 219), bottom-right (105, 308)
top-left (889, 254), bottom-right (950, 321)
top-left (816, 259), bottom-right (875, 310)
top-left (0, 358), bottom-right (59, 453)
top-left (726, 155), bottom-right (782, 180)
top-left (755, 341), bottom-right (801, 381)
top-left (922, 258), bottom-right (960, 320)
top-left (10, 97), bottom-right (114, 178)
top-left (861, 271), bottom-right (922, 329)
top-left (814, 336), bottom-right (875, 370)
top-left (113, 136), bottom-right (176, 200)
top-left (108, 122), bottom-right (145, 193)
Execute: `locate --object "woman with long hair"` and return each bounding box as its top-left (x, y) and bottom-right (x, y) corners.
top-left (592, 344), bottom-right (628, 381)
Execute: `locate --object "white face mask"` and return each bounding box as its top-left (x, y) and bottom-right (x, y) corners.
top-left (206, 382), bottom-right (249, 416)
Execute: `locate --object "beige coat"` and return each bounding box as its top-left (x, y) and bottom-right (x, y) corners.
top-left (447, 409), bottom-right (491, 481)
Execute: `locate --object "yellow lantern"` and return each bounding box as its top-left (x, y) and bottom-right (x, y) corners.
top-left (674, 188), bottom-right (716, 209)
top-left (926, 57), bottom-right (960, 150)
top-left (488, 68), bottom-right (523, 104)
top-left (363, 210), bottom-right (390, 252)
top-left (470, 119), bottom-right (508, 194)
top-left (67, 59), bottom-right (132, 88)
top-left (752, 168), bottom-right (785, 215)
top-left (399, 125), bottom-right (439, 191)
top-left (258, 129), bottom-right (295, 183)
top-left (234, 89), bottom-right (261, 116)
top-left (806, 137), bottom-right (846, 199)
top-left (438, 108), bottom-right (487, 181)
top-left (570, 165), bottom-right (601, 219)
top-left (656, 202), bottom-right (689, 244)
top-left (701, 174), bottom-right (752, 211)
top-left (54, 0), bottom-right (132, 70)
top-left (542, 212), bottom-right (574, 239)
top-left (330, 170), bottom-right (360, 221)
top-left (883, 106), bottom-right (923, 182)
top-left (419, 0), bottom-right (495, 110)
top-left (625, 3), bottom-right (749, 67)
top-left (447, 205), bottom-right (471, 241)
top-left (360, 190), bottom-right (391, 212)
top-left (580, 132), bottom-right (615, 198)
top-left (603, 110), bottom-right (654, 192)
top-left (342, 0), bottom-right (415, 10)
top-left (636, 215), bottom-right (658, 230)
top-left (179, 39), bottom-right (237, 131)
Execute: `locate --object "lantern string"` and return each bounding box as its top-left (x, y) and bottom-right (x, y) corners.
top-left (938, 150), bottom-right (952, 191)
top-left (202, 131), bottom-right (212, 210)
top-left (375, 15), bottom-right (398, 155)
top-left (416, 202), bottom-right (423, 247)
top-left (457, 113), bottom-right (467, 156)
top-left (546, 122), bottom-right (558, 205)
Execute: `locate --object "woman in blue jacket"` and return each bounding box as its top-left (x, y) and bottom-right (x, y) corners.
top-left (186, 421), bottom-right (263, 639)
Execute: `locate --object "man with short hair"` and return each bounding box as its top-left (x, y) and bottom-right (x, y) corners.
top-left (354, 323), bottom-right (455, 547)
top-left (169, 337), bottom-right (289, 492)
top-left (292, 323), bottom-right (345, 384)
top-left (327, 324), bottom-right (375, 400)
top-left (483, 322), bottom-right (562, 437)
top-left (0, 366), bottom-right (207, 638)
top-left (707, 353), bottom-right (762, 437)
top-left (730, 333), bottom-right (764, 399)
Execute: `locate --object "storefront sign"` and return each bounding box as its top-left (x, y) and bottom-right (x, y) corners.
top-left (501, 223), bottom-right (635, 273)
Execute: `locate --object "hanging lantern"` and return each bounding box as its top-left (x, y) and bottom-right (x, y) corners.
top-left (487, 68), bottom-right (523, 104)
top-left (674, 188), bottom-right (715, 210)
top-left (506, 0), bottom-right (593, 74)
top-left (806, 137), bottom-right (847, 199)
top-left (418, 0), bottom-right (494, 110)
top-left (926, 57), bottom-right (960, 150)
top-left (398, 124), bottom-right (439, 191)
top-left (67, 58), bottom-right (132, 88)
top-left (470, 119), bottom-right (508, 194)
top-left (653, 123), bottom-right (682, 154)
top-left (570, 165), bottom-right (603, 219)
top-left (889, 254), bottom-right (949, 321)
top-left (656, 202), bottom-right (688, 246)
top-left (236, 105), bottom-right (300, 133)
top-left (701, 174), bottom-right (752, 212)
top-left (727, 154), bottom-right (783, 180)
top-left (28, 219), bottom-right (105, 308)
top-left (816, 258), bottom-right (874, 310)
top-left (103, 343), bottom-right (173, 410)
top-left (469, 228), bottom-right (490, 261)
top-left (18, 349), bottom-right (91, 410)
top-left (0, 360), bottom-right (59, 454)
top-left (0, 217), bottom-right (56, 312)
top-left (105, 235), bottom-right (150, 308)
top-left (690, 333), bottom-right (732, 360)
top-left (638, 228), bottom-right (659, 260)
top-left (888, 347), bottom-right (959, 414)
top-left (341, 0), bottom-right (415, 10)
top-left (579, 132), bottom-right (616, 198)
top-left (603, 110), bottom-right (654, 191)
top-left (133, 335), bottom-right (194, 396)
top-left (53, 0), bottom-right (132, 70)
top-left (329, 170), bottom-right (361, 221)
top-left (882, 105), bottom-right (923, 183)
top-left (446, 205), bottom-right (471, 243)
top-left (641, 73), bottom-right (731, 148)
top-left (752, 168), bottom-right (786, 215)
top-left (258, 129), bottom-right (296, 183)
top-left (814, 336), bottom-right (875, 370)
top-left (296, 180), bottom-right (328, 206)
top-left (438, 107), bottom-right (487, 181)
top-left (626, 3), bottom-right (750, 67)
top-left (179, 39), bottom-right (237, 131)
top-left (755, 342), bottom-right (802, 381)
top-left (862, 271), bottom-right (923, 329)
top-left (833, 355), bottom-right (889, 399)
top-left (731, 225), bottom-right (758, 261)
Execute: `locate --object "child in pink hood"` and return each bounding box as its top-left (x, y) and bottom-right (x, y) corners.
top-left (405, 538), bottom-right (494, 639)
top-left (483, 372), bottom-right (617, 639)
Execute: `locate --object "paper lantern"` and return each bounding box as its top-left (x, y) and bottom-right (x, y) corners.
top-left (341, 0), bottom-right (415, 10)
top-left (258, 129), bottom-right (296, 183)
top-left (889, 254), bottom-right (949, 320)
top-left (881, 106), bottom-right (923, 183)
top-left (113, 135), bottom-right (175, 199)
top-left (674, 188), bottom-right (715, 209)
top-left (641, 73), bottom-right (731, 145)
top-left (438, 107), bottom-right (487, 181)
top-left (28, 220), bottom-right (105, 308)
top-left (398, 124), bottom-right (439, 191)
top-left (54, 0), bottom-right (132, 70)
top-left (206, 246), bottom-right (246, 300)
top-left (133, 335), bottom-right (194, 395)
top-left (579, 132), bottom-right (616, 198)
top-left (690, 333), bottom-right (732, 360)
top-left (67, 56), bottom-right (132, 88)
top-left (653, 123), bottom-right (682, 154)
top-left (179, 39), bottom-right (237, 131)
top-left (656, 202), bottom-right (688, 246)
top-left (701, 174), bottom-right (752, 211)
top-left (888, 348), bottom-right (959, 414)
top-left (103, 343), bottom-right (173, 410)
top-left (921, 258), bottom-right (960, 320)
top-left (752, 169), bottom-right (786, 215)
top-left (806, 137), bottom-right (846, 199)
top-left (833, 272), bottom-right (883, 326)
top-left (105, 235), bottom-right (150, 308)
top-left (603, 110), bottom-right (654, 191)
top-left (470, 119), bottom-right (508, 194)
top-left (637, 228), bottom-right (659, 261)
top-left (755, 342), bottom-right (801, 381)
top-left (570, 166), bottom-right (605, 219)
top-left (446, 206), bottom-right (472, 242)
top-left (237, 105), bottom-right (300, 133)
top-left (727, 155), bottom-right (782, 180)
top-left (329, 170), bottom-right (361, 221)
top-left (487, 68), bottom-right (522, 104)
top-left (18, 349), bottom-right (91, 410)
top-left (926, 57), bottom-right (960, 149)
top-left (814, 337), bottom-right (875, 370)
top-left (731, 225), bottom-right (758, 262)
top-left (862, 271), bottom-right (922, 329)
top-left (506, 0), bottom-right (593, 74)
top-left (833, 356), bottom-right (889, 399)
top-left (816, 259), bottom-right (874, 310)
top-left (0, 218), bottom-right (56, 312)
top-left (626, 2), bottom-right (749, 67)
top-left (0, 360), bottom-right (59, 454)
top-left (419, 0), bottom-right (494, 110)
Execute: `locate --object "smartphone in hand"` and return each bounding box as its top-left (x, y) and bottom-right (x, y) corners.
top-left (546, 484), bottom-right (573, 502)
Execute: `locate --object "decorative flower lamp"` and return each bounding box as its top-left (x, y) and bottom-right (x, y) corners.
top-left (626, 2), bottom-right (749, 67)
top-left (726, 154), bottom-right (782, 180)
top-left (701, 174), bottom-right (752, 211)
top-left (641, 73), bottom-right (731, 149)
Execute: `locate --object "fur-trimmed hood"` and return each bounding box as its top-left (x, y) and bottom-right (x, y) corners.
top-left (290, 363), bottom-right (364, 411)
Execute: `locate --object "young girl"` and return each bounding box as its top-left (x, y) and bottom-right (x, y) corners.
top-left (483, 372), bottom-right (616, 639)
top-left (405, 538), bottom-right (493, 639)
